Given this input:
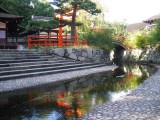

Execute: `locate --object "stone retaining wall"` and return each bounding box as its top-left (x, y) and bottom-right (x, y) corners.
top-left (51, 48), bottom-right (110, 63)
top-left (122, 48), bottom-right (160, 64)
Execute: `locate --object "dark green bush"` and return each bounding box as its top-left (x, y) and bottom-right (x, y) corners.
top-left (148, 20), bottom-right (160, 47)
top-left (83, 30), bottom-right (114, 51)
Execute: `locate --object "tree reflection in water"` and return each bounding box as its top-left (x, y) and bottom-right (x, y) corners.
top-left (0, 65), bottom-right (157, 120)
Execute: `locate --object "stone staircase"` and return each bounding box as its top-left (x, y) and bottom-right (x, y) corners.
top-left (0, 49), bottom-right (108, 81)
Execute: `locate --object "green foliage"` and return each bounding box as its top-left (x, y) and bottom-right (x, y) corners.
top-left (148, 20), bottom-right (160, 47)
top-left (26, 19), bottom-right (59, 32)
top-left (33, 1), bottom-right (54, 17)
top-left (52, 0), bottom-right (101, 38)
top-left (77, 0), bottom-right (101, 15)
top-left (76, 1), bottom-right (105, 37)
top-left (77, 10), bottom-right (105, 37)
top-left (0, 0), bottom-right (33, 26)
top-left (125, 30), bottom-right (150, 49)
top-left (78, 16), bottom-right (127, 50)
top-left (125, 20), bottom-right (160, 49)
top-left (53, 0), bottom-right (101, 14)
top-left (135, 33), bottom-right (148, 48)
top-left (0, 0), bottom-right (54, 27)
top-left (106, 22), bottom-right (127, 38)
top-left (83, 30), bottom-right (114, 51)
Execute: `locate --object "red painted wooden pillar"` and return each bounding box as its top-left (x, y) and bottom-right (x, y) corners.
top-left (58, 15), bottom-right (63, 46)
top-left (28, 36), bottom-right (31, 48)
top-left (45, 36), bottom-right (47, 47)
top-left (74, 26), bottom-right (78, 45)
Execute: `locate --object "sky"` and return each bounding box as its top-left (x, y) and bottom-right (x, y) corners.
top-left (100, 0), bottom-right (160, 24)
top-left (47, 0), bottom-right (160, 24)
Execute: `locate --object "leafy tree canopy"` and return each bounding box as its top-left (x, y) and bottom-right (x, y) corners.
top-left (125, 20), bottom-right (160, 49)
top-left (0, 0), bottom-right (55, 27)
top-left (0, 0), bottom-right (33, 26)
top-left (83, 29), bottom-right (115, 51)
top-left (51, 0), bottom-right (101, 38)
top-left (51, 0), bottom-right (100, 12)
top-left (148, 20), bottom-right (160, 46)
top-left (27, 20), bottom-right (58, 30)
top-left (33, 0), bottom-right (55, 17)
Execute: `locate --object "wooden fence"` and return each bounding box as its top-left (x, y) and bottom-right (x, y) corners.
top-left (28, 35), bottom-right (88, 48)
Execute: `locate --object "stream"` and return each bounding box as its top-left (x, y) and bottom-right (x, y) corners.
top-left (0, 64), bottom-right (157, 120)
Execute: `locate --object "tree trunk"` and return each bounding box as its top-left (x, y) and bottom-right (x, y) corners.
top-left (71, 5), bottom-right (77, 40)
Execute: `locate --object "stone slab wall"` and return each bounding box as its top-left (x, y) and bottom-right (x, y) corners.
top-left (122, 48), bottom-right (160, 64)
top-left (51, 48), bottom-right (110, 63)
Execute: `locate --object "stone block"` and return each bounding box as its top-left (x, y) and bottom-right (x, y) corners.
top-left (99, 49), bottom-right (103, 54)
top-left (82, 51), bottom-right (88, 57)
top-left (76, 51), bottom-right (82, 56)
top-left (69, 53), bottom-right (77, 60)
top-left (92, 49), bottom-right (97, 57)
top-left (72, 49), bottom-right (77, 53)
top-left (53, 48), bottom-right (65, 57)
top-left (87, 49), bottom-right (93, 58)
top-left (66, 48), bottom-right (73, 55)
top-left (78, 56), bottom-right (86, 61)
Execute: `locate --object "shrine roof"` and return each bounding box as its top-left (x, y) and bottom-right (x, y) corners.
top-left (126, 22), bottom-right (148, 32)
top-left (0, 7), bottom-right (24, 21)
top-left (143, 14), bottom-right (160, 23)
top-left (0, 12), bottom-right (24, 19)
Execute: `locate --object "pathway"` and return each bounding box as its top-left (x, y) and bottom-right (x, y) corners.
top-left (82, 66), bottom-right (160, 120)
top-left (0, 65), bottom-right (117, 92)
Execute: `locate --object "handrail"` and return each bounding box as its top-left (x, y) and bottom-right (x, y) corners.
top-left (27, 35), bottom-right (88, 48)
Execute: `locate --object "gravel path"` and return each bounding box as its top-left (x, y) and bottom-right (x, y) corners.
top-left (82, 66), bottom-right (160, 120)
top-left (0, 65), bottom-right (117, 93)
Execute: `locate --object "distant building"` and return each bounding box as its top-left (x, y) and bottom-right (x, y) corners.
top-left (30, 15), bottom-right (70, 36)
top-left (32, 15), bottom-right (53, 21)
top-left (143, 14), bottom-right (160, 24)
top-left (126, 14), bottom-right (160, 32)
top-left (126, 22), bottom-right (149, 32)
top-left (0, 7), bottom-right (24, 48)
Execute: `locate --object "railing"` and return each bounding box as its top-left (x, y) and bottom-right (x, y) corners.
top-left (28, 35), bottom-right (88, 48)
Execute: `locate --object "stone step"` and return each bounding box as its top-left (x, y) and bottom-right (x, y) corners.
top-left (0, 52), bottom-right (48, 56)
top-left (0, 58), bottom-right (49, 64)
top-left (0, 61), bottom-right (77, 71)
top-left (0, 60), bottom-right (74, 67)
top-left (0, 56), bottom-right (53, 60)
top-left (0, 64), bottom-right (106, 81)
top-left (0, 51), bottom-right (66, 61)
top-left (0, 50), bottom-right (46, 55)
top-left (0, 49), bottom-right (107, 81)
top-left (0, 53), bottom-right (49, 57)
top-left (0, 62), bottom-right (100, 76)
top-left (0, 49), bottom-right (38, 52)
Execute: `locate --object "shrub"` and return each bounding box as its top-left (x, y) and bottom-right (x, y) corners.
top-left (125, 30), bottom-right (151, 49)
top-left (125, 20), bottom-right (160, 49)
top-left (148, 20), bottom-right (160, 47)
top-left (82, 29), bottom-right (115, 51)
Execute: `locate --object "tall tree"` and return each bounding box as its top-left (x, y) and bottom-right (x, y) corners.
top-left (0, 0), bottom-right (34, 26)
top-left (0, 0), bottom-right (55, 27)
top-left (51, 0), bottom-right (101, 39)
top-left (77, 10), bottom-right (105, 37)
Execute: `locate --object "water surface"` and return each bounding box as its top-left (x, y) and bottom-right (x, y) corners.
top-left (0, 65), bottom-right (157, 120)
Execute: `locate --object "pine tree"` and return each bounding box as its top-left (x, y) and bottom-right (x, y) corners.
top-left (51, 0), bottom-right (101, 39)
